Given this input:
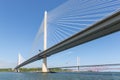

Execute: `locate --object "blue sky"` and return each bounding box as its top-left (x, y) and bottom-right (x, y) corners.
top-left (0, 0), bottom-right (120, 68)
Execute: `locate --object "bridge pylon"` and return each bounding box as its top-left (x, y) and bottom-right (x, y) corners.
top-left (15, 53), bottom-right (22, 72)
top-left (42, 11), bottom-right (49, 72)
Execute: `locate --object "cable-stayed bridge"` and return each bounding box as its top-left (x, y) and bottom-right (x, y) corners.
top-left (14, 0), bottom-right (120, 72)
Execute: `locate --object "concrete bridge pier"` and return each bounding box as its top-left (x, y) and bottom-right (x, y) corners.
top-left (42, 58), bottom-right (49, 72)
top-left (77, 57), bottom-right (80, 72)
top-left (14, 69), bottom-right (20, 72)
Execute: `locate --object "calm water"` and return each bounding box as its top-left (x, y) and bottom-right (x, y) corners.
top-left (0, 72), bottom-right (120, 80)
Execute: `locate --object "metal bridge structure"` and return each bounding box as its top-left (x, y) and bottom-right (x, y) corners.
top-left (14, 10), bottom-right (120, 72)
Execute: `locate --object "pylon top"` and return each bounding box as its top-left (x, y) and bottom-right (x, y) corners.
top-left (44, 11), bottom-right (47, 15)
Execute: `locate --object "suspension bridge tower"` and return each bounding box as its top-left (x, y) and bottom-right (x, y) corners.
top-left (42, 11), bottom-right (49, 72)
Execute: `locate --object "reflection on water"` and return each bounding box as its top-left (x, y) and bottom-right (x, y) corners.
top-left (0, 72), bottom-right (120, 80)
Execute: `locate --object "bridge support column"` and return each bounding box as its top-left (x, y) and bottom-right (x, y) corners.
top-left (42, 11), bottom-right (49, 72)
top-left (42, 58), bottom-right (49, 72)
top-left (14, 69), bottom-right (20, 72)
top-left (77, 57), bottom-right (80, 72)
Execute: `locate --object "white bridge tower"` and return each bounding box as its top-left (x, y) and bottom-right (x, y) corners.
top-left (42, 11), bottom-right (49, 72)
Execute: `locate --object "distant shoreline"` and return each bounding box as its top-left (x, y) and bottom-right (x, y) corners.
top-left (0, 68), bottom-right (69, 72)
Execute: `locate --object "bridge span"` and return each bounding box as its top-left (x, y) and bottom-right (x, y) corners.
top-left (15, 11), bottom-right (120, 70)
top-left (50, 63), bottom-right (120, 69)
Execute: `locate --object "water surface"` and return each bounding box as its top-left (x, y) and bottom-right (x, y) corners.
top-left (0, 72), bottom-right (120, 80)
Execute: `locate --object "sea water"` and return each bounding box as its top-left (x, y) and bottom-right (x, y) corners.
top-left (0, 72), bottom-right (120, 80)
